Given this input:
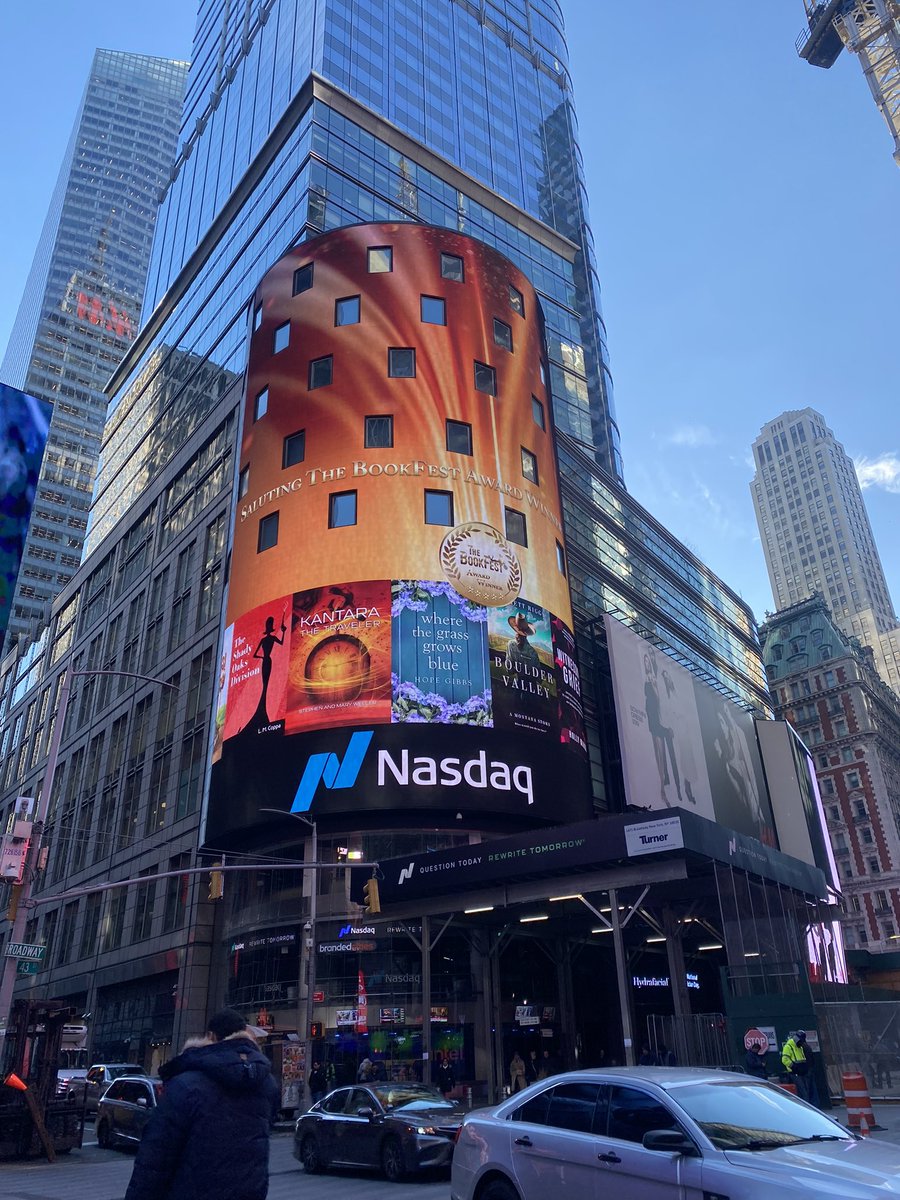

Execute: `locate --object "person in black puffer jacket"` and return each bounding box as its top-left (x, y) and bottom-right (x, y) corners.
top-left (124, 1008), bottom-right (280, 1200)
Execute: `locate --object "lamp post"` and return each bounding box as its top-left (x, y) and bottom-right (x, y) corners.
top-left (0, 669), bottom-right (178, 1035)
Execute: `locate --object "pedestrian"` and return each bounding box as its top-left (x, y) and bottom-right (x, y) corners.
top-left (124, 1008), bottom-right (280, 1200)
top-left (357, 1056), bottom-right (374, 1083)
top-left (509, 1051), bottom-right (527, 1093)
top-left (639, 1043), bottom-right (660, 1066)
top-left (308, 1061), bottom-right (328, 1105)
top-left (780, 1030), bottom-right (812, 1102)
top-left (540, 1047), bottom-right (561, 1079)
top-left (744, 1043), bottom-right (769, 1079)
top-left (658, 1042), bottom-right (678, 1067)
top-left (525, 1049), bottom-right (539, 1084)
top-left (435, 1054), bottom-right (456, 1097)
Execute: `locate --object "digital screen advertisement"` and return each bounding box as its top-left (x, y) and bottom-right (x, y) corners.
top-left (204, 224), bottom-right (589, 846)
top-left (604, 614), bottom-right (777, 846)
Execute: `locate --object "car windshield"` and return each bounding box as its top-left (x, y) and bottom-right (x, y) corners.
top-left (672, 1081), bottom-right (852, 1150)
top-left (371, 1085), bottom-right (453, 1111)
top-left (110, 1066), bottom-right (142, 1079)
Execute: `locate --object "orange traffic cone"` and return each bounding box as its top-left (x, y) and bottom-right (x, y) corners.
top-left (3, 1073), bottom-right (27, 1091)
top-left (858, 1114), bottom-right (870, 1138)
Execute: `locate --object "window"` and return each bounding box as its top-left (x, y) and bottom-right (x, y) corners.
top-left (869, 858), bottom-right (881, 874)
top-left (238, 466), bottom-right (249, 498)
top-left (841, 747), bottom-right (855, 763)
top-left (493, 318), bottom-right (513, 351)
top-left (329, 491), bottom-right (357, 528)
top-left (474, 361), bottom-right (496, 395)
top-left (258, 512), bottom-right (279, 552)
top-left (531, 395), bottom-right (545, 430)
top-left (293, 263), bottom-right (314, 294)
top-left (252, 303), bottom-right (262, 331)
top-left (273, 322), bottom-right (290, 353)
top-left (309, 355), bottom-right (333, 389)
top-left (162, 853), bottom-right (191, 933)
top-left (131, 868), bottom-right (157, 942)
top-left (388, 348), bottom-right (416, 378)
top-left (556, 541), bottom-right (566, 576)
top-left (545, 1083), bottom-right (604, 1134)
top-left (521, 447), bottom-right (538, 484)
top-left (335, 295), bottom-right (360, 326)
top-left (446, 420), bottom-right (472, 455)
top-left (607, 1086), bottom-right (681, 1143)
top-left (505, 507), bottom-right (527, 547)
top-left (283, 430), bottom-right (306, 469)
top-left (848, 771), bottom-right (861, 790)
top-left (253, 388), bottom-right (268, 421)
top-left (421, 295), bottom-right (446, 325)
top-left (425, 490), bottom-right (454, 526)
top-left (367, 246), bottom-right (393, 273)
top-left (441, 253), bottom-right (464, 281)
top-left (509, 284), bottom-right (525, 316)
top-left (365, 416), bottom-right (393, 448)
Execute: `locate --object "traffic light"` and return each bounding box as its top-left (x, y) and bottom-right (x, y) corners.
top-left (362, 875), bottom-right (381, 915)
top-left (6, 883), bottom-right (22, 922)
top-left (208, 862), bottom-right (224, 901)
top-left (310, 1022), bottom-right (323, 1039)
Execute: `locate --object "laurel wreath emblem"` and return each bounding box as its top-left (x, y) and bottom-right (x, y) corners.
top-left (440, 522), bottom-right (521, 607)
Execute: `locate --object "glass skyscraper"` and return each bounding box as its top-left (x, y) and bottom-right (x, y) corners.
top-left (1, 50), bottom-right (188, 646)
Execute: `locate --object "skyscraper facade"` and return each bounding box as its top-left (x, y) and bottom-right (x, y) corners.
top-left (0, 50), bottom-right (188, 649)
top-left (751, 408), bottom-right (900, 692)
top-left (0, 2), bottom-right (811, 1076)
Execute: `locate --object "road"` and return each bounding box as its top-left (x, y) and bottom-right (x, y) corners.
top-left (0, 1129), bottom-right (453, 1199)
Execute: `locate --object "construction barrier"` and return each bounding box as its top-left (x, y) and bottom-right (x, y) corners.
top-left (842, 1072), bottom-right (885, 1131)
top-left (777, 1081), bottom-right (798, 1095)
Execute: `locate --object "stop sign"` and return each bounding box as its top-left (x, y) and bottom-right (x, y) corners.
top-left (744, 1027), bottom-right (768, 1051)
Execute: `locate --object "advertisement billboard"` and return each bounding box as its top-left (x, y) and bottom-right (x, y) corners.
top-left (205, 224), bottom-right (589, 846)
top-left (604, 614), bottom-right (777, 846)
top-left (0, 384), bottom-right (51, 652)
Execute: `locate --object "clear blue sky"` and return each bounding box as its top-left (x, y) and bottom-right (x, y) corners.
top-left (1, 1), bottom-right (897, 627)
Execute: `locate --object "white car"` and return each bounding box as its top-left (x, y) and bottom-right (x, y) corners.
top-left (451, 1067), bottom-right (900, 1200)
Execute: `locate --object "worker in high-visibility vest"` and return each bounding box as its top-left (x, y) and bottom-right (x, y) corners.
top-left (781, 1030), bottom-right (811, 1101)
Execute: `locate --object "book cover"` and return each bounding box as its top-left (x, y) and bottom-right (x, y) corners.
top-left (487, 597), bottom-right (558, 737)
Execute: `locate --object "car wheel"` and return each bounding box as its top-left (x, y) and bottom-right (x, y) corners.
top-left (381, 1136), bottom-right (406, 1183)
top-left (300, 1135), bottom-right (323, 1174)
top-left (96, 1119), bottom-right (114, 1150)
top-left (480, 1179), bottom-right (520, 1200)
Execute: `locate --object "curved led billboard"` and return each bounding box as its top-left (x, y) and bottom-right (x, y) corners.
top-left (205, 223), bottom-right (590, 845)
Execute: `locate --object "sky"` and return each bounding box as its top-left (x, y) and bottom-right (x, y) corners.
top-left (0, 1), bottom-right (897, 628)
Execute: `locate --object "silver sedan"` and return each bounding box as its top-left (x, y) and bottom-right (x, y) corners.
top-left (451, 1067), bottom-right (900, 1200)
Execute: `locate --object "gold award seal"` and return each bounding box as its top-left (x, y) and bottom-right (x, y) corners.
top-left (439, 522), bottom-right (522, 607)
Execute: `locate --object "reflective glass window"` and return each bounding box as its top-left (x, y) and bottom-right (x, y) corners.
top-left (283, 431), bottom-right (306, 468)
top-left (509, 285), bottom-right (525, 316)
top-left (441, 253), bottom-right (464, 282)
top-left (532, 396), bottom-right (546, 430)
top-left (309, 356), bottom-right (333, 389)
top-left (293, 263), bottom-right (314, 295)
top-left (556, 541), bottom-right (566, 576)
top-left (475, 361), bottom-right (496, 395)
top-left (521, 447), bottom-right (538, 484)
top-left (335, 295), bottom-right (360, 326)
top-left (252, 304), bottom-right (262, 331)
top-left (365, 416), bottom-right (393, 448)
top-left (493, 319), bottom-right (513, 351)
top-left (329, 491), bottom-right (357, 528)
top-left (425, 490), bottom-right (454, 526)
top-left (368, 246), bottom-right (393, 273)
top-left (421, 295), bottom-right (446, 325)
top-left (545, 1083), bottom-right (604, 1134)
top-left (273, 322), bottom-right (290, 353)
top-left (606, 1086), bottom-right (680, 1144)
top-left (446, 421), bottom-right (473, 455)
top-left (389, 348), bottom-right (416, 378)
top-left (505, 508), bottom-right (527, 547)
top-left (258, 512), bottom-right (279, 552)
top-left (253, 388), bottom-right (268, 421)
top-left (238, 467), bottom-right (249, 498)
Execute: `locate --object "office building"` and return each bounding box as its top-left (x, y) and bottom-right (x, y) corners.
top-left (0, 50), bottom-right (187, 648)
top-left (0, 3), bottom-right (827, 1086)
top-left (751, 408), bottom-right (900, 694)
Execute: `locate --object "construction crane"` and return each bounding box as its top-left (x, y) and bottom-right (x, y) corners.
top-left (797, 0), bottom-right (900, 164)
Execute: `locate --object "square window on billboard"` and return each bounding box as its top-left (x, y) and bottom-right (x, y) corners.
top-left (508, 284), bottom-right (525, 317)
top-left (329, 491), bottom-right (357, 528)
top-left (253, 388), bottom-right (268, 421)
top-left (283, 430), bottom-right (306, 468)
top-left (293, 263), bottom-right (314, 295)
top-left (335, 295), bottom-right (360, 326)
top-left (273, 322), bottom-right (290, 353)
top-left (388, 348), bottom-right (416, 378)
top-left (474, 361), bottom-right (496, 395)
top-left (532, 395), bottom-right (546, 430)
top-left (493, 318), bottom-right (513, 351)
top-left (252, 304), bottom-right (262, 331)
top-left (365, 416), bottom-right (393, 448)
top-left (368, 246), bottom-right (393, 273)
top-left (238, 467), bottom-right (249, 498)
top-left (521, 447), bottom-right (538, 484)
top-left (446, 420), bottom-right (472, 455)
top-left (421, 295), bottom-right (446, 325)
top-left (441, 253), bottom-right (464, 282)
top-left (505, 507), bottom-right (527, 547)
top-left (556, 540), bottom-right (566, 576)
top-left (258, 512), bottom-right (279, 552)
top-left (309, 356), bottom-right (333, 389)
top-left (425, 490), bottom-right (454, 526)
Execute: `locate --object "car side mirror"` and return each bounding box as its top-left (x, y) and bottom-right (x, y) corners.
top-left (357, 1106), bottom-right (375, 1120)
top-left (136, 1097), bottom-right (148, 1107)
top-left (642, 1129), bottom-right (697, 1156)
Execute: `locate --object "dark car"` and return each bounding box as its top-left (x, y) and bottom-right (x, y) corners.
top-left (96, 1075), bottom-right (164, 1150)
top-left (69, 1062), bottom-right (145, 1113)
top-left (294, 1082), bottom-right (467, 1181)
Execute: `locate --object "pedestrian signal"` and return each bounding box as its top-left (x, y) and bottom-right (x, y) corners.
top-left (310, 1022), bottom-right (323, 1039)
top-left (362, 876), bottom-right (381, 915)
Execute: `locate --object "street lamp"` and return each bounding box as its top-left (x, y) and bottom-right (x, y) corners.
top-left (0, 669), bottom-right (178, 1034)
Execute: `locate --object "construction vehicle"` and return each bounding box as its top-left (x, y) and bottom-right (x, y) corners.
top-left (797, 1), bottom-right (900, 164)
top-left (0, 999), bottom-right (84, 1158)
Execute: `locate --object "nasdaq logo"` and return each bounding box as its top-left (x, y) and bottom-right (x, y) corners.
top-left (291, 731), bottom-right (374, 812)
top-left (398, 862), bottom-right (416, 886)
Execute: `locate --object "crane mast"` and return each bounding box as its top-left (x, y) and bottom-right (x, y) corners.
top-left (798, 0), bottom-right (900, 164)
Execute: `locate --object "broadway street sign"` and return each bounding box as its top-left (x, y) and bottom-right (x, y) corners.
top-left (4, 943), bottom-right (46, 961)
